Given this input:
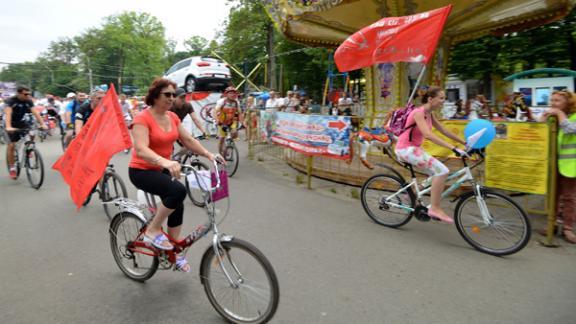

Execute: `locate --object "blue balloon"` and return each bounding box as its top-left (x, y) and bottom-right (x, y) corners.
top-left (464, 119), bottom-right (496, 149)
top-left (259, 92), bottom-right (270, 102)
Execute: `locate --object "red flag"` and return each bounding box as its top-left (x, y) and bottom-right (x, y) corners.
top-left (53, 85), bottom-right (132, 209)
top-left (335, 5), bottom-right (452, 72)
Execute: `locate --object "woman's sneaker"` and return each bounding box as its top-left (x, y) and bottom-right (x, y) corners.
top-left (9, 167), bottom-right (17, 180)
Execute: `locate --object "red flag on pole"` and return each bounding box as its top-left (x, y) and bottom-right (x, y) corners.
top-left (334, 5), bottom-right (453, 72)
top-left (53, 85), bottom-right (132, 209)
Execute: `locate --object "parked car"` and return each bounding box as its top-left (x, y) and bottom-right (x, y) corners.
top-left (164, 56), bottom-right (231, 93)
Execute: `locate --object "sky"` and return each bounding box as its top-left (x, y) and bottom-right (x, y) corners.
top-left (0, 0), bottom-right (233, 65)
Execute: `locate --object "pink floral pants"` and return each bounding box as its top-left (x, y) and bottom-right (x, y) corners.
top-left (395, 146), bottom-right (449, 177)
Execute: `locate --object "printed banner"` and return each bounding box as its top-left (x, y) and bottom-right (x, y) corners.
top-left (484, 122), bottom-right (549, 195)
top-left (421, 120), bottom-right (550, 195)
top-left (262, 112), bottom-right (351, 159)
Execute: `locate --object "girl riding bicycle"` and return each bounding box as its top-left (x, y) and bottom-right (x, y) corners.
top-left (394, 86), bottom-right (467, 224)
top-left (129, 78), bottom-right (221, 272)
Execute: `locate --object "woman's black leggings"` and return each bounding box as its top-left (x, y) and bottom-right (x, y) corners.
top-left (129, 168), bottom-right (186, 228)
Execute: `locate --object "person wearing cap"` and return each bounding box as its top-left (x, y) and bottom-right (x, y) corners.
top-left (170, 88), bottom-right (206, 135)
top-left (62, 92), bottom-right (87, 149)
top-left (213, 86), bottom-right (243, 157)
top-left (170, 88), bottom-right (207, 159)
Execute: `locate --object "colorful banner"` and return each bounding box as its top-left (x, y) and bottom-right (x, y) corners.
top-left (421, 120), bottom-right (550, 195)
top-left (263, 112), bottom-right (351, 159)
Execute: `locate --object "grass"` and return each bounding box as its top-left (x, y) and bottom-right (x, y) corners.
top-left (257, 156), bottom-right (265, 162)
top-left (330, 188), bottom-right (337, 194)
top-left (296, 174), bottom-right (305, 185)
top-left (350, 188), bottom-right (360, 199)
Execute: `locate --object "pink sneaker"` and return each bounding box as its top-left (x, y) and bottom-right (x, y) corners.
top-left (9, 167), bottom-right (17, 180)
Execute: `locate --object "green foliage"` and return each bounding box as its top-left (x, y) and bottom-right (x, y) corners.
top-left (450, 8), bottom-right (576, 82)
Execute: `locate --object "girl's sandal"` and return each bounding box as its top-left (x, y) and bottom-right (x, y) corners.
top-left (175, 255), bottom-right (191, 272)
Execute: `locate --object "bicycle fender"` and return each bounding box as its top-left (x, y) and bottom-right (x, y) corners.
top-left (113, 199), bottom-right (149, 224)
top-left (374, 163), bottom-right (406, 183)
top-left (199, 234), bottom-right (234, 285)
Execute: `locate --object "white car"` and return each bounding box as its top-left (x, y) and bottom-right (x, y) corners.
top-left (164, 56), bottom-right (231, 93)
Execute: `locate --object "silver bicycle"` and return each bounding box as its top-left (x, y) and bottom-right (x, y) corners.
top-left (108, 161), bottom-right (279, 323)
top-left (361, 150), bottom-right (531, 256)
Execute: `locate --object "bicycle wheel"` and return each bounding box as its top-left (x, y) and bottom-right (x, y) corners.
top-left (184, 160), bottom-right (209, 207)
top-left (454, 189), bottom-right (531, 256)
top-left (25, 147), bottom-right (44, 189)
top-left (224, 142), bottom-right (239, 177)
top-left (101, 171), bottom-right (128, 221)
top-left (361, 174), bottom-right (415, 228)
top-left (109, 212), bottom-right (158, 282)
top-left (200, 238), bottom-right (279, 324)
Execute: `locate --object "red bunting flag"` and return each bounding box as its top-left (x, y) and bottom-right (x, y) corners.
top-left (53, 85), bottom-right (132, 209)
top-left (335, 5), bottom-right (452, 72)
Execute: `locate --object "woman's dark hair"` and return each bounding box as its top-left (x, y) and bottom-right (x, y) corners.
top-left (145, 78), bottom-right (177, 106)
top-left (421, 86), bottom-right (443, 104)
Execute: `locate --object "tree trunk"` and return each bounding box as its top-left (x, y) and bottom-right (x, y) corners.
top-left (266, 22), bottom-right (276, 90)
top-left (567, 29), bottom-right (576, 71)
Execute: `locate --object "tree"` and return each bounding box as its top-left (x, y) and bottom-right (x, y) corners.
top-left (76, 11), bottom-right (169, 91)
top-left (184, 36), bottom-right (210, 56)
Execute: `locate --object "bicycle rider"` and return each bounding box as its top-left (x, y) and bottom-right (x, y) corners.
top-left (394, 86), bottom-right (467, 224)
top-left (75, 90), bottom-right (103, 134)
top-left (170, 87), bottom-right (208, 159)
top-left (4, 86), bottom-right (47, 179)
top-left (129, 78), bottom-right (222, 272)
top-left (213, 86), bottom-right (243, 157)
top-left (63, 92), bottom-right (87, 147)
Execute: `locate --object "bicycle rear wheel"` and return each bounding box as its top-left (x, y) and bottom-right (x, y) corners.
top-left (224, 142), bottom-right (239, 177)
top-left (25, 147), bottom-right (44, 189)
top-left (454, 189), bottom-right (531, 256)
top-left (200, 238), bottom-right (279, 324)
top-left (183, 159), bottom-right (209, 207)
top-left (361, 174), bottom-right (414, 228)
top-left (109, 212), bottom-right (158, 282)
top-left (101, 171), bottom-right (128, 221)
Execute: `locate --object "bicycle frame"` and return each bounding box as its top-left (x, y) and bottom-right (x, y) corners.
top-left (110, 161), bottom-right (237, 281)
top-left (383, 162), bottom-right (491, 222)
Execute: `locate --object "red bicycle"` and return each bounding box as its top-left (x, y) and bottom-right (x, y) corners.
top-left (108, 161), bottom-right (279, 323)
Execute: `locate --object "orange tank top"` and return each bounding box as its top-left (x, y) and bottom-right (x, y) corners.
top-left (129, 109), bottom-right (180, 170)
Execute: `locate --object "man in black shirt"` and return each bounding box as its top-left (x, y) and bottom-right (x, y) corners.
top-left (74, 90), bottom-right (104, 134)
top-left (170, 87), bottom-right (206, 135)
top-left (5, 86), bottom-right (46, 179)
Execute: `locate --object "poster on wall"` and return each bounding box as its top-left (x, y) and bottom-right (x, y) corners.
top-left (263, 112), bottom-right (351, 159)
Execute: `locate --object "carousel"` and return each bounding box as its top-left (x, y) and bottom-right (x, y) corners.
top-left (264, 0), bottom-right (576, 120)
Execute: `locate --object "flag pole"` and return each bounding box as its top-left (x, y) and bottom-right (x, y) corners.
top-left (407, 65), bottom-right (426, 105)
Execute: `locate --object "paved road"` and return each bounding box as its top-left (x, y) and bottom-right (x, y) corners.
top-left (0, 136), bottom-right (575, 324)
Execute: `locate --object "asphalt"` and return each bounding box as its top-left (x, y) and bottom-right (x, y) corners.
top-left (0, 135), bottom-right (575, 324)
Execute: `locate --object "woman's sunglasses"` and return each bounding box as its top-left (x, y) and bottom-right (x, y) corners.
top-left (162, 92), bottom-right (176, 98)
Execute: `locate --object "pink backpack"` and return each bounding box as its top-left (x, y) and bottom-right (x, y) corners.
top-left (387, 103), bottom-right (417, 137)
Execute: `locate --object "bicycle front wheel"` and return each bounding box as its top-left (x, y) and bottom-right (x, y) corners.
top-left (101, 171), bottom-right (128, 221)
top-left (109, 212), bottom-right (158, 282)
top-left (184, 160), bottom-right (209, 207)
top-left (361, 174), bottom-right (415, 228)
top-left (25, 147), bottom-right (44, 189)
top-left (454, 189), bottom-right (531, 256)
top-left (224, 142), bottom-right (239, 177)
top-left (200, 238), bottom-right (279, 324)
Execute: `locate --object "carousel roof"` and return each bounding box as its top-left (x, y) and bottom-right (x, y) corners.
top-left (264, 0), bottom-right (576, 47)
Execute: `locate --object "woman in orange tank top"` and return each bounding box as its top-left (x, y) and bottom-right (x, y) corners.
top-left (129, 78), bottom-right (221, 272)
